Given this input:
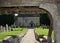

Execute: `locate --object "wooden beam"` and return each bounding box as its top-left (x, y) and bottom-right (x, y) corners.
top-left (0, 7), bottom-right (47, 14)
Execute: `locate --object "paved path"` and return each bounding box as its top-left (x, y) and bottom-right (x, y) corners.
top-left (20, 29), bottom-right (37, 43)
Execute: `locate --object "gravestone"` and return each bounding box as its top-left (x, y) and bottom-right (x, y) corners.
top-left (0, 26), bottom-right (3, 32)
top-left (3, 27), bottom-right (6, 32)
top-left (9, 26), bottom-right (12, 31)
top-left (6, 24), bottom-right (8, 31)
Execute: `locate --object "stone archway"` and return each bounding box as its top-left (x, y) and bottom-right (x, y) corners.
top-left (37, 7), bottom-right (53, 43)
top-left (0, 3), bottom-right (59, 43)
top-left (39, 3), bottom-right (59, 43)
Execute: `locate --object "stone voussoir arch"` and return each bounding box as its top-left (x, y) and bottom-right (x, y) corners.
top-left (39, 3), bottom-right (59, 43)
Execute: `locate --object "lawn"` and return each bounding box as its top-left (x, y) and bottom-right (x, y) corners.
top-left (35, 27), bottom-right (54, 39)
top-left (0, 28), bottom-right (28, 39)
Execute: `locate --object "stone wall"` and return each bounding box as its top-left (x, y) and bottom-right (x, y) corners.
top-left (17, 17), bottom-right (40, 27)
top-left (39, 3), bottom-right (60, 43)
top-left (0, 0), bottom-right (59, 7)
top-left (54, 3), bottom-right (60, 43)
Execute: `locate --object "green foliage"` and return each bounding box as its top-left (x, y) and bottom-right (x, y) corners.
top-left (0, 14), bottom-right (14, 26)
top-left (35, 27), bottom-right (54, 39)
top-left (0, 28), bottom-right (27, 39)
top-left (40, 13), bottom-right (50, 25)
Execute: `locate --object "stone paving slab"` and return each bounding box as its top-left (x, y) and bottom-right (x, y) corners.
top-left (20, 29), bottom-right (36, 43)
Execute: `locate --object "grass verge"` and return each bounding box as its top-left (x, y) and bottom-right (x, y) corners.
top-left (35, 27), bottom-right (54, 39)
top-left (0, 28), bottom-right (27, 39)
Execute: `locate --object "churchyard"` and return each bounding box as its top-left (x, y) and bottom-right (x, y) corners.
top-left (0, 27), bottom-right (28, 39)
top-left (35, 27), bottom-right (54, 39)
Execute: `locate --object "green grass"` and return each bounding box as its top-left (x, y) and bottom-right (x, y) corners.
top-left (35, 27), bottom-right (54, 39)
top-left (0, 28), bottom-right (28, 39)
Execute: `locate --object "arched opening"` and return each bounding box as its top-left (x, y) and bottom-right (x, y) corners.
top-left (39, 8), bottom-right (53, 43)
top-left (0, 6), bottom-right (54, 43)
top-left (16, 7), bottom-right (53, 43)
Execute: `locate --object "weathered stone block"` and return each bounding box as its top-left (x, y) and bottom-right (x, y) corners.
top-left (3, 36), bottom-right (13, 43)
top-left (0, 40), bottom-right (3, 43)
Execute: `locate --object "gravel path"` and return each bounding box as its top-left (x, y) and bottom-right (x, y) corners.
top-left (20, 29), bottom-right (37, 43)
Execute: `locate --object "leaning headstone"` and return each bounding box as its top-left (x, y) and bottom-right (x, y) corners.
top-left (6, 24), bottom-right (8, 31)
